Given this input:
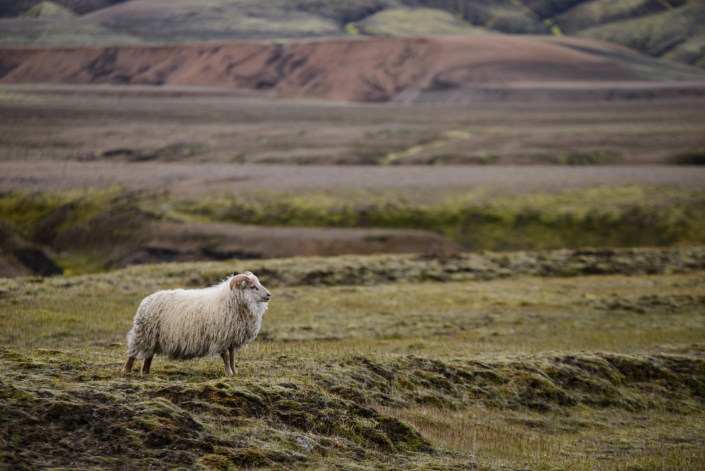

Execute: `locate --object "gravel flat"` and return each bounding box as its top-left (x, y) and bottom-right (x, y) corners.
top-left (1, 161), bottom-right (703, 197)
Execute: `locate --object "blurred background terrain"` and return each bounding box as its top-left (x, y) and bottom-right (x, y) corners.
top-left (0, 0), bottom-right (703, 276)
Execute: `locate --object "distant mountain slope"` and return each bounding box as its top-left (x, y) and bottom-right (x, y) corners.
top-left (349, 7), bottom-right (495, 36)
top-left (1, 35), bottom-right (703, 103)
top-left (555, 0), bottom-right (675, 34)
top-left (19, 1), bottom-right (76, 19)
top-left (0, 0), bottom-right (126, 17)
top-left (579, 1), bottom-right (705, 70)
top-left (0, 0), bottom-right (703, 70)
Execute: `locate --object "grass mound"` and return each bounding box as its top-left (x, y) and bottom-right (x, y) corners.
top-left (0, 347), bottom-right (432, 470)
top-left (4, 245), bottom-right (703, 295)
top-left (327, 353), bottom-right (705, 413)
top-left (1, 345), bottom-right (703, 470)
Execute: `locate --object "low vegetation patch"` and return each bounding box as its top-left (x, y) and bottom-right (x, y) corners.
top-left (1, 247), bottom-right (705, 468)
top-left (1, 343), bottom-right (703, 470)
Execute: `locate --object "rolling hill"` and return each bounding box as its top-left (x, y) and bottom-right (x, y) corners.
top-left (0, 0), bottom-right (703, 69)
top-left (2, 35), bottom-right (704, 103)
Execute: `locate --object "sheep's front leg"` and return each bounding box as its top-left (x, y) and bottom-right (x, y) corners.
top-left (123, 356), bottom-right (136, 373)
top-left (221, 352), bottom-right (234, 376)
top-left (229, 347), bottom-right (237, 375)
top-left (141, 357), bottom-right (153, 375)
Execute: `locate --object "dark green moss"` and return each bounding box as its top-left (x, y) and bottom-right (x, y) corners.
top-left (201, 453), bottom-right (231, 470)
top-left (320, 352), bottom-right (705, 414)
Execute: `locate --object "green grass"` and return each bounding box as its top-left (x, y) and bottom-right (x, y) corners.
top-left (347, 7), bottom-right (492, 37)
top-left (1, 250), bottom-right (704, 469)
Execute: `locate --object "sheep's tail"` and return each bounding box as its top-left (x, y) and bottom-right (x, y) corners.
top-left (125, 307), bottom-right (159, 359)
top-left (125, 327), bottom-right (136, 355)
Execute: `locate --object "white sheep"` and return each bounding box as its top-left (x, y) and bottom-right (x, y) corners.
top-left (122, 271), bottom-right (271, 375)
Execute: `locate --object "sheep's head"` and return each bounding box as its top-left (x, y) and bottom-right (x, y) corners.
top-left (230, 271), bottom-right (271, 303)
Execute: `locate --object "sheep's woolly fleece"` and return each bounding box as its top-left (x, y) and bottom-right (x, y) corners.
top-left (126, 274), bottom-right (268, 360)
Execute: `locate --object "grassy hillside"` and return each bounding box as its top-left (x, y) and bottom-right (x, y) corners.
top-left (0, 0), bottom-right (125, 17)
top-left (580, 0), bottom-right (705, 70)
top-left (1, 250), bottom-right (704, 469)
top-left (347, 7), bottom-right (493, 36)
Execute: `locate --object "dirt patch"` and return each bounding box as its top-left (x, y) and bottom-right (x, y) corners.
top-left (116, 222), bottom-right (464, 268)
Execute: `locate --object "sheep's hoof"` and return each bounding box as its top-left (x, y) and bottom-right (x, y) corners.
top-left (141, 357), bottom-right (153, 375)
top-left (123, 356), bottom-right (136, 374)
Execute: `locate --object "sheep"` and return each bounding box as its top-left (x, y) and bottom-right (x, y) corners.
top-left (122, 271), bottom-right (271, 375)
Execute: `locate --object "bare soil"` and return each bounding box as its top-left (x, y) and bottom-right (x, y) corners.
top-left (114, 223), bottom-right (464, 268)
top-left (1, 35), bottom-right (704, 103)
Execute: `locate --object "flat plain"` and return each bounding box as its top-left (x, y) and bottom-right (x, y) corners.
top-left (1, 85), bottom-right (705, 168)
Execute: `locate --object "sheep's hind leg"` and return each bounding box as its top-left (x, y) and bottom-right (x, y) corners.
top-left (123, 356), bottom-right (136, 373)
top-left (221, 352), bottom-right (234, 376)
top-left (229, 347), bottom-right (237, 375)
top-left (141, 357), bottom-right (153, 375)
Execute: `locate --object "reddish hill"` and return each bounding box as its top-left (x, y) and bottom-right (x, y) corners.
top-left (1, 35), bottom-right (704, 102)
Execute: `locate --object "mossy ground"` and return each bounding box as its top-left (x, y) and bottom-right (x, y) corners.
top-left (1, 185), bottom-right (704, 274)
top-left (1, 250), bottom-right (704, 469)
top-left (160, 185), bottom-right (705, 251)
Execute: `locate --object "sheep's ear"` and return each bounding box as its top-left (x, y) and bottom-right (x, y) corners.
top-left (230, 274), bottom-right (251, 291)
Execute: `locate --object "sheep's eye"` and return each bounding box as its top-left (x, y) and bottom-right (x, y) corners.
top-left (250, 286), bottom-right (256, 289)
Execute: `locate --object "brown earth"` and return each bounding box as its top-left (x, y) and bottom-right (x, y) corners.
top-left (115, 223), bottom-right (464, 268)
top-left (0, 212), bottom-right (464, 276)
top-left (1, 35), bottom-right (704, 103)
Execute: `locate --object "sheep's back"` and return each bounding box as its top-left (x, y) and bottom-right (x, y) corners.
top-left (136, 286), bottom-right (239, 360)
